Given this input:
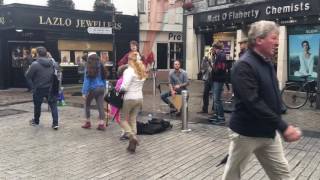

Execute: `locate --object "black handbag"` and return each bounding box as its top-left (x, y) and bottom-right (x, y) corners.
top-left (104, 88), bottom-right (124, 109)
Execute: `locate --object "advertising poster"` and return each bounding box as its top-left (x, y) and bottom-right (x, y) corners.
top-left (60, 51), bottom-right (70, 63)
top-left (288, 33), bottom-right (319, 81)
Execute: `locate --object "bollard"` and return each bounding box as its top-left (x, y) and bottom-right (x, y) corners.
top-left (181, 90), bottom-right (191, 132)
top-left (152, 69), bottom-right (157, 96)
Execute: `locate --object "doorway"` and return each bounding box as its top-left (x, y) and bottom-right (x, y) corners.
top-left (8, 42), bottom-right (44, 88)
top-left (157, 43), bottom-right (168, 69)
top-left (157, 42), bottom-right (183, 69)
top-left (169, 42), bottom-right (183, 69)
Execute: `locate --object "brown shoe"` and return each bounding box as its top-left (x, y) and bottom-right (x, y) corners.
top-left (96, 124), bottom-right (106, 131)
top-left (81, 122), bottom-right (91, 129)
top-left (127, 135), bottom-right (139, 153)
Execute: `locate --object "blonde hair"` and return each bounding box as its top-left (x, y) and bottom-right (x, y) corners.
top-left (128, 52), bottom-right (147, 80)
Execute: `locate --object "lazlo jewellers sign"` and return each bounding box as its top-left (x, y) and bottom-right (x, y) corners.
top-left (38, 16), bottom-right (122, 30)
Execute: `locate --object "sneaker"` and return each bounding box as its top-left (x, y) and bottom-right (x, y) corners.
top-left (170, 108), bottom-right (177, 114)
top-left (120, 133), bottom-right (129, 140)
top-left (211, 120), bottom-right (226, 125)
top-left (81, 122), bottom-right (91, 129)
top-left (52, 125), bottom-right (59, 130)
top-left (29, 119), bottom-right (39, 126)
top-left (208, 115), bottom-right (218, 122)
top-left (96, 124), bottom-right (106, 131)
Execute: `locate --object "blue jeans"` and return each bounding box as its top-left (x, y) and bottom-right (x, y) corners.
top-left (212, 82), bottom-right (224, 119)
top-left (161, 91), bottom-right (174, 106)
top-left (33, 87), bottom-right (59, 126)
top-left (161, 90), bottom-right (183, 107)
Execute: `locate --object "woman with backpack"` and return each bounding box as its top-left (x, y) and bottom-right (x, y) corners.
top-left (119, 52), bottom-right (147, 153)
top-left (81, 53), bottom-right (107, 131)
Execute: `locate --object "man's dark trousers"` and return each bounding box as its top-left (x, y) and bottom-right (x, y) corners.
top-left (202, 80), bottom-right (213, 112)
top-left (33, 87), bottom-right (58, 126)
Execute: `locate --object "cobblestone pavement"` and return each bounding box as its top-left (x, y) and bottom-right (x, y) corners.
top-left (0, 103), bottom-right (320, 179)
top-left (1, 80), bottom-right (320, 179)
top-left (61, 80), bottom-right (320, 133)
top-left (0, 88), bottom-right (32, 106)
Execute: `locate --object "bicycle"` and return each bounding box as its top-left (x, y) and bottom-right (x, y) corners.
top-left (281, 75), bottom-right (318, 109)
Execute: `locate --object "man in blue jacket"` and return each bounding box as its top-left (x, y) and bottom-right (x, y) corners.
top-left (222, 20), bottom-right (301, 180)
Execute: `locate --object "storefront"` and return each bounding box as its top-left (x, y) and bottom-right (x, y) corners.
top-left (186, 0), bottom-right (320, 84)
top-left (0, 4), bottom-right (138, 89)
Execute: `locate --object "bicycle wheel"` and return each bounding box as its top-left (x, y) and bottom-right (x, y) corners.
top-left (281, 84), bottom-right (308, 109)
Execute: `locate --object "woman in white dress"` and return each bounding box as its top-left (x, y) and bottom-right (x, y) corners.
top-left (294, 40), bottom-right (317, 78)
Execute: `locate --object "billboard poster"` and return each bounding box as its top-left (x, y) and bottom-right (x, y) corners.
top-left (288, 28), bottom-right (319, 81)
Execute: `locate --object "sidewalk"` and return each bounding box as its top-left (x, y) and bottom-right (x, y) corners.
top-left (1, 80), bottom-right (320, 179)
top-left (1, 102), bottom-right (320, 179)
top-left (1, 79), bottom-right (320, 132)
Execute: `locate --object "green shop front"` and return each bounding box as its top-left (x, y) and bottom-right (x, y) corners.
top-left (0, 4), bottom-right (138, 89)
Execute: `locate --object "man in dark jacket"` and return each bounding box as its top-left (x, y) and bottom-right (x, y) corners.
top-left (222, 21), bottom-right (301, 180)
top-left (209, 42), bottom-right (227, 124)
top-left (26, 46), bottom-right (59, 130)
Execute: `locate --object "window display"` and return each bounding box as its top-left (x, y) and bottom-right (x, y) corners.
top-left (60, 51), bottom-right (71, 65)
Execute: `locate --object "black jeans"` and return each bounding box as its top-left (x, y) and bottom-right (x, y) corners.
top-left (33, 87), bottom-right (58, 126)
top-left (202, 80), bottom-right (213, 112)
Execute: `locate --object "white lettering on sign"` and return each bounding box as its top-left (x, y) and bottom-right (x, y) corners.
top-left (39, 16), bottom-right (72, 27)
top-left (168, 32), bottom-right (182, 41)
top-left (265, 2), bottom-right (310, 15)
top-left (87, 27), bottom-right (113, 34)
top-left (0, 17), bottom-right (5, 25)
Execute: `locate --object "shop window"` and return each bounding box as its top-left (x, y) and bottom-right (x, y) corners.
top-left (58, 40), bottom-right (112, 51)
top-left (138, 0), bottom-right (145, 13)
top-left (208, 0), bottom-right (230, 6)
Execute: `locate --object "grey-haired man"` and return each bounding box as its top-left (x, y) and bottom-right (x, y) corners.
top-left (222, 20), bottom-right (301, 180)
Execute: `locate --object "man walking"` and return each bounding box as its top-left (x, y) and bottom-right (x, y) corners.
top-left (222, 20), bottom-right (301, 180)
top-left (26, 46), bottom-right (59, 130)
top-left (160, 60), bottom-right (189, 113)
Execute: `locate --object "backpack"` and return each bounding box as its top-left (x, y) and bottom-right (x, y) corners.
top-left (137, 118), bottom-right (172, 135)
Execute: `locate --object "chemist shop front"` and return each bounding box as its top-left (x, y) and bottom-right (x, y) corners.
top-left (191, 0), bottom-right (320, 86)
top-left (0, 4), bottom-right (138, 89)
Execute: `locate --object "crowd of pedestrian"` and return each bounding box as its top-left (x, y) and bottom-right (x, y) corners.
top-left (22, 20), bottom-right (304, 179)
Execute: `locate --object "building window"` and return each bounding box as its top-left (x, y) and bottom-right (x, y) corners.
top-left (138, 0), bottom-right (145, 13)
top-left (208, 0), bottom-right (230, 6)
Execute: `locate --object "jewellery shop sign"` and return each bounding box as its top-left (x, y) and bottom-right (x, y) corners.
top-left (195, 0), bottom-right (320, 26)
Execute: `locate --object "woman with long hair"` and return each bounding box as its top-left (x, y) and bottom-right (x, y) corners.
top-left (119, 52), bottom-right (147, 153)
top-left (81, 53), bottom-right (106, 131)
